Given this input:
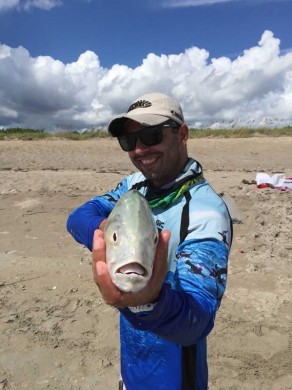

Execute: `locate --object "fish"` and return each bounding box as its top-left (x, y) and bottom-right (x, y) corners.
top-left (104, 189), bottom-right (159, 293)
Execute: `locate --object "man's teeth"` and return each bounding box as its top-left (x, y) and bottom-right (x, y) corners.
top-left (141, 157), bottom-right (156, 164)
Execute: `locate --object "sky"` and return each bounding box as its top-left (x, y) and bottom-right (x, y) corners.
top-left (0, 0), bottom-right (292, 130)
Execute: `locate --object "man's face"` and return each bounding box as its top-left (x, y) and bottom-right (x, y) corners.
top-left (124, 120), bottom-right (189, 188)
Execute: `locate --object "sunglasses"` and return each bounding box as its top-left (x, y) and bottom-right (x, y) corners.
top-left (118, 121), bottom-right (180, 152)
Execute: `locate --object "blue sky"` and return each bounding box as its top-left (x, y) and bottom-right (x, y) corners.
top-left (0, 0), bottom-right (292, 130)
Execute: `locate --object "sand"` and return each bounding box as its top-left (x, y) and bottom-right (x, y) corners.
top-left (0, 137), bottom-right (291, 390)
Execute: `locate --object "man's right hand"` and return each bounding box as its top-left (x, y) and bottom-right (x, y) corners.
top-left (92, 229), bottom-right (170, 308)
top-left (98, 219), bottom-right (108, 232)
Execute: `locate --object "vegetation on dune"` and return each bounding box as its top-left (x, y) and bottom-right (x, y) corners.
top-left (0, 126), bottom-right (291, 140)
top-left (188, 127), bottom-right (292, 138)
top-left (0, 128), bottom-right (50, 140)
top-left (51, 130), bottom-right (109, 140)
top-left (0, 128), bottom-right (108, 140)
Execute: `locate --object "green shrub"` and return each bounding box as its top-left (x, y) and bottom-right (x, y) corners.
top-left (0, 128), bottom-right (49, 140)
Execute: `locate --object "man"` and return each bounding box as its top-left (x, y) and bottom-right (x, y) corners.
top-left (67, 92), bottom-right (233, 390)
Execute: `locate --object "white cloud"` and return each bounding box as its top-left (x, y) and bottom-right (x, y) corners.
top-left (22, 0), bottom-right (62, 11)
top-left (0, 0), bottom-right (62, 12)
top-left (1, 30), bottom-right (292, 130)
top-left (159, 0), bottom-right (289, 7)
top-left (0, 0), bottom-right (20, 12)
top-left (160, 0), bottom-right (240, 7)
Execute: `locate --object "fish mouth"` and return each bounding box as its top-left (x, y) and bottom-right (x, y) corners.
top-left (117, 262), bottom-right (148, 277)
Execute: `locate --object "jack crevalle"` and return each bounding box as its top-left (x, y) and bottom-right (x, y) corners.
top-left (104, 190), bottom-right (158, 293)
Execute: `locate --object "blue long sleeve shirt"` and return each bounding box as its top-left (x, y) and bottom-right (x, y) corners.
top-left (67, 159), bottom-right (232, 390)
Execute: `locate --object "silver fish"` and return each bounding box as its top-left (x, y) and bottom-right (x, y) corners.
top-left (104, 190), bottom-right (158, 293)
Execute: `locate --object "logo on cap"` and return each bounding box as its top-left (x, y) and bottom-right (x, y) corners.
top-left (171, 110), bottom-right (183, 122)
top-left (127, 100), bottom-right (152, 112)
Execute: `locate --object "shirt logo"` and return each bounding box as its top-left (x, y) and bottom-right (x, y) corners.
top-left (156, 219), bottom-right (165, 232)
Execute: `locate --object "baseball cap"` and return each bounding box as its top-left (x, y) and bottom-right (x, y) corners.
top-left (108, 92), bottom-right (184, 136)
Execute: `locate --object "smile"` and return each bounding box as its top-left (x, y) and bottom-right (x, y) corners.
top-left (138, 156), bottom-right (159, 166)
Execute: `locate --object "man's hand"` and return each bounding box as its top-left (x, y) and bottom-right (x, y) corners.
top-left (98, 219), bottom-right (108, 232)
top-left (92, 229), bottom-right (170, 308)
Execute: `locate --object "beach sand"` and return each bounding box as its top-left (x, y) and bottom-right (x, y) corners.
top-left (0, 137), bottom-right (291, 389)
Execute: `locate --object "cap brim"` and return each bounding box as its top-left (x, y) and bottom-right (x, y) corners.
top-left (108, 113), bottom-right (171, 136)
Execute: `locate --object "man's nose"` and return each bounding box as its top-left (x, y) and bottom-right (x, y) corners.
top-left (134, 137), bottom-right (150, 152)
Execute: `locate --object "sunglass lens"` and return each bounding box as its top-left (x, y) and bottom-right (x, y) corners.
top-left (140, 127), bottom-right (163, 146)
top-left (118, 134), bottom-right (136, 151)
top-left (118, 126), bottom-right (163, 151)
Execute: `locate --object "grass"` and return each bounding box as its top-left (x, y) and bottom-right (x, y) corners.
top-left (0, 126), bottom-right (291, 140)
top-left (0, 128), bottom-right (50, 140)
top-left (0, 128), bottom-right (108, 140)
top-left (188, 127), bottom-right (292, 138)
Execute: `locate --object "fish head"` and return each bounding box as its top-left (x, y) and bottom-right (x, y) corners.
top-left (104, 190), bottom-right (158, 292)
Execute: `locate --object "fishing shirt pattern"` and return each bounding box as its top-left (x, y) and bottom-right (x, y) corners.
top-left (67, 158), bottom-right (233, 390)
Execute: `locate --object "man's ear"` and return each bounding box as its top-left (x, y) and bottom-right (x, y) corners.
top-left (180, 124), bottom-right (189, 145)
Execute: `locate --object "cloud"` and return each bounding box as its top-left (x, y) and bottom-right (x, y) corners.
top-left (22, 0), bottom-right (62, 11)
top-left (0, 0), bottom-right (62, 12)
top-left (1, 30), bottom-right (292, 130)
top-left (160, 0), bottom-right (239, 7)
top-left (159, 0), bottom-right (288, 7)
top-left (0, 0), bottom-right (19, 12)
